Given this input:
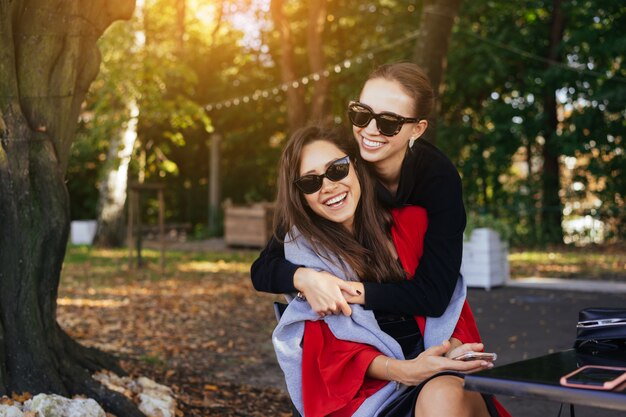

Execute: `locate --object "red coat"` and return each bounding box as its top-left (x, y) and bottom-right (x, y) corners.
top-left (301, 206), bottom-right (510, 417)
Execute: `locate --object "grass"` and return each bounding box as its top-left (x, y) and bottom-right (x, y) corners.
top-left (65, 244), bottom-right (258, 265)
top-left (62, 244), bottom-right (259, 287)
top-left (63, 243), bottom-right (626, 285)
top-left (509, 246), bottom-right (626, 281)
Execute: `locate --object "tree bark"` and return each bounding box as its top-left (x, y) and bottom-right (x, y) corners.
top-left (525, 140), bottom-right (538, 244)
top-left (0, 1), bottom-right (144, 415)
top-left (175, 0), bottom-right (186, 52)
top-left (307, 0), bottom-right (329, 122)
top-left (271, 0), bottom-right (306, 133)
top-left (413, 0), bottom-right (463, 144)
top-left (541, 0), bottom-right (565, 244)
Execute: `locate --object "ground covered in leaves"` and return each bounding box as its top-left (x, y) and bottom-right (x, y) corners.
top-left (57, 243), bottom-right (626, 416)
top-left (58, 247), bottom-right (292, 417)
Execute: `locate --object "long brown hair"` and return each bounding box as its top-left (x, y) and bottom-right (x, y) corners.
top-left (274, 125), bottom-right (405, 283)
top-left (368, 62), bottom-right (434, 121)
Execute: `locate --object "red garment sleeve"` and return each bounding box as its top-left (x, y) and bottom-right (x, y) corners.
top-left (450, 300), bottom-right (482, 344)
top-left (390, 207), bottom-right (481, 345)
top-left (302, 321), bottom-right (387, 417)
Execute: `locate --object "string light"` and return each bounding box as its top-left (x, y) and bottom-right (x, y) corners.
top-left (204, 28), bottom-right (423, 112)
top-left (204, 25), bottom-right (625, 112)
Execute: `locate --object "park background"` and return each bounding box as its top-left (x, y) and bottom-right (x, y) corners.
top-left (0, 0), bottom-right (625, 417)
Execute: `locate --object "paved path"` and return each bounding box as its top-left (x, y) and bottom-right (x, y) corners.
top-left (152, 238), bottom-right (626, 415)
top-left (257, 284), bottom-right (626, 417)
top-left (468, 286), bottom-right (626, 417)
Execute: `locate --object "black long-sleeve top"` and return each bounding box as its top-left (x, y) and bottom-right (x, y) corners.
top-left (250, 140), bottom-right (466, 317)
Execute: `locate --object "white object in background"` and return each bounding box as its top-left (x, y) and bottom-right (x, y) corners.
top-left (70, 220), bottom-right (97, 245)
top-left (461, 228), bottom-right (509, 290)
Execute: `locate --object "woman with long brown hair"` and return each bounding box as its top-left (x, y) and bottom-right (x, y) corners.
top-left (271, 125), bottom-right (509, 417)
top-left (252, 62), bottom-right (466, 323)
top-left (273, 124), bottom-right (405, 288)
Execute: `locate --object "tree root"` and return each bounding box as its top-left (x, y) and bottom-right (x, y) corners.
top-left (50, 324), bottom-right (147, 416)
top-left (60, 358), bottom-right (146, 417)
top-left (0, 319), bottom-right (5, 396)
top-left (58, 325), bottom-right (126, 376)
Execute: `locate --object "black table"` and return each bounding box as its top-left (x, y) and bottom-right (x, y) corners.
top-left (464, 350), bottom-right (626, 412)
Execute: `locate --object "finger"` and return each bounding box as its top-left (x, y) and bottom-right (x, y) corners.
top-left (312, 304), bottom-right (330, 315)
top-left (422, 343), bottom-right (450, 357)
top-left (459, 342), bottom-right (484, 351)
top-left (337, 281), bottom-right (359, 296)
top-left (450, 359), bottom-right (492, 372)
top-left (325, 303), bottom-right (337, 314)
top-left (464, 363), bottom-right (494, 374)
top-left (339, 299), bottom-right (352, 316)
top-left (450, 344), bottom-right (482, 357)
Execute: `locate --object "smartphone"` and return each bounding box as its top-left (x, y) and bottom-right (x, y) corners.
top-left (452, 352), bottom-right (497, 362)
top-left (560, 365), bottom-right (626, 390)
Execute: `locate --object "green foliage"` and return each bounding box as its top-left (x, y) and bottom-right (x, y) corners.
top-left (443, 0), bottom-right (626, 245)
top-left (465, 212), bottom-right (514, 244)
top-left (68, 0), bottom-right (625, 245)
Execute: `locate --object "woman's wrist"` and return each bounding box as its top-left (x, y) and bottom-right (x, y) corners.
top-left (387, 358), bottom-right (405, 385)
top-left (293, 267), bottom-right (310, 292)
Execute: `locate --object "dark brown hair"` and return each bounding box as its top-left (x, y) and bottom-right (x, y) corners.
top-left (274, 125), bottom-right (405, 283)
top-left (368, 62), bottom-right (434, 120)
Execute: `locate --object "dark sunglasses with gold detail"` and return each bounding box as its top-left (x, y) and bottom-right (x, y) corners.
top-left (294, 156), bottom-right (351, 194)
top-left (348, 101), bottom-right (419, 137)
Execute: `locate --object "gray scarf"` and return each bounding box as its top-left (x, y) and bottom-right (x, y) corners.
top-left (272, 228), bottom-right (466, 416)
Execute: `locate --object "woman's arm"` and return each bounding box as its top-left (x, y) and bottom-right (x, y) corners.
top-left (367, 341), bottom-right (490, 386)
top-left (251, 236), bottom-right (359, 315)
top-left (250, 235), bottom-right (299, 294)
top-left (346, 173), bottom-right (465, 317)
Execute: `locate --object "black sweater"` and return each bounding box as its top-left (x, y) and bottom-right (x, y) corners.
top-left (250, 140), bottom-right (466, 317)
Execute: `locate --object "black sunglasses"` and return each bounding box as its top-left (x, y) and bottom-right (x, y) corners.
top-left (347, 101), bottom-right (419, 136)
top-left (294, 156), bottom-right (351, 194)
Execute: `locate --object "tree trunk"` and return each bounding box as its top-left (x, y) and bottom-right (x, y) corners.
top-left (0, 1), bottom-right (145, 415)
top-left (525, 139), bottom-right (538, 244)
top-left (271, 0), bottom-right (306, 133)
top-left (176, 0), bottom-right (186, 52)
top-left (307, 0), bottom-right (329, 122)
top-left (94, 101), bottom-right (139, 247)
top-left (541, 0), bottom-right (565, 244)
top-left (413, 0), bottom-right (463, 144)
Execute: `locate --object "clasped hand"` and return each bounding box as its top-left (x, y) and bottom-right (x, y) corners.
top-left (391, 341), bottom-right (493, 386)
top-left (293, 267), bottom-right (362, 316)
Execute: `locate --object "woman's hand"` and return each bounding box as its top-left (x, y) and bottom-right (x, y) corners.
top-left (342, 281), bottom-right (365, 305)
top-left (293, 268), bottom-right (359, 316)
top-left (446, 341), bottom-right (484, 360)
top-left (389, 341), bottom-right (493, 386)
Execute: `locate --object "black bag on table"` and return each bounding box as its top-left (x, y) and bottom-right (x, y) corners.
top-left (574, 307), bottom-right (626, 352)
top-left (557, 308), bottom-right (626, 417)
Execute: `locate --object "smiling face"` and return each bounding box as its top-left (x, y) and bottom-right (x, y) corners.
top-left (299, 140), bottom-right (361, 232)
top-left (352, 77), bottom-right (427, 174)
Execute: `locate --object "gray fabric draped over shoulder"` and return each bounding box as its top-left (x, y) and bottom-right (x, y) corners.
top-left (272, 227), bottom-right (467, 416)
